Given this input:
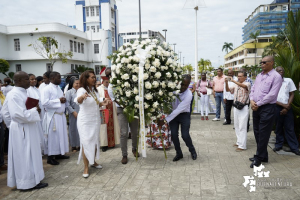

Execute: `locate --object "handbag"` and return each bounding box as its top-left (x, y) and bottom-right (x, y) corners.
top-left (197, 80), bottom-right (212, 96)
top-left (233, 87), bottom-right (249, 110)
top-left (100, 109), bottom-right (109, 124)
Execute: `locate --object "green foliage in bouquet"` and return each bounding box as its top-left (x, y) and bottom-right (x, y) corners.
top-left (108, 39), bottom-right (183, 123)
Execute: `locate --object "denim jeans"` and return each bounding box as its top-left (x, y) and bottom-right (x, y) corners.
top-left (215, 92), bottom-right (226, 119)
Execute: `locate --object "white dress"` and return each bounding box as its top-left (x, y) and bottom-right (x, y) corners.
top-left (2, 87), bottom-right (44, 189)
top-left (75, 87), bottom-right (101, 165)
top-left (27, 86), bottom-right (44, 152)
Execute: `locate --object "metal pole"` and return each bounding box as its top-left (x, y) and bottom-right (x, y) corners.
top-left (179, 51), bottom-right (182, 66)
top-left (194, 6), bottom-right (199, 113)
top-left (162, 29), bottom-right (167, 42)
top-left (139, 0), bottom-right (142, 40)
top-left (183, 57), bottom-right (185, 66)
top-left (173, 44), bottom-right (176, 53)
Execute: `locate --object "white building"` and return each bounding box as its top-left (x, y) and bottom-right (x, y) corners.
top-left (0, 0), bottom-right (121, 80)
top-left (119, 30), bottom-right (165, 44)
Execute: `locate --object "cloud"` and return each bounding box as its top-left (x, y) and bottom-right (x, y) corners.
top-left (0, 0), bottom-right (272, 68)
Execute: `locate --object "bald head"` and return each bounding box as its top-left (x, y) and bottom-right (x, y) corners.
top-left (14, 71), bottom-right (30, 89)
top-left (228, 69), bottom-right (234, 77)
top-left (264, 56), bottom-right (274, 62)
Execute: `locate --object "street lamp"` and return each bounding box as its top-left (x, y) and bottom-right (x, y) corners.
top-left (162, 29), bottom-right (167, 42)
top-left (179, 51), bottom-right (182, 66)
top-left (183, 0), bottom-right (206, 113)
top-left (139, 0), bottom-right (142, 40)
top-left (172, 43), bottom-right (176, 53)
top-left (183, 57), bottom-right (185, 66)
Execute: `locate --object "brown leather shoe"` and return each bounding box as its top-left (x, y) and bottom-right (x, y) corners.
top-left (0, 164), bottom-right (7, 170)
top-left (121, 156), bottom-right (128, 164)
top-left (132, 150), bottom-right (140, 158)
top-left (236, 148), bottom-right (244, 152)
top-left (233, 144), bottom-right (238, 147)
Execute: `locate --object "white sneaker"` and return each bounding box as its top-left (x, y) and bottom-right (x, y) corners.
top-left (83, 174), bottom-right (89, 178)
top-left (91, 164), bottom-right (103, 169)
top-left (212, 118), bottom-right (220, 121)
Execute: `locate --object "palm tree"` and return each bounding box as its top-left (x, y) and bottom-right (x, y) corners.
top-left (222, 42), bottom-right (233, 54)
top-left (249, 30), bottom-right (260, 65)
top-left (74, 65), bottom-right (94, 74)
top-left (198, 58), bottom-right (211, 73)
top-left (182, 64), bottom-right (193, 74)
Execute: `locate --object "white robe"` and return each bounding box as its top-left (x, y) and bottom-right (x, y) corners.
top-left (38, 83), bottom-right (48, 121)
top-left (97, 85), bottom-right (120, 147)
top-left (41, 83), bottom-right (69, 156)
top-left (1, 87), bottom-right (44, 189)
top-left (75, 88), bottom-right (101, 165)
top-left (27, 86), bottom-right (45, 152)
top-left (2, 85), bottom-right (14, 96)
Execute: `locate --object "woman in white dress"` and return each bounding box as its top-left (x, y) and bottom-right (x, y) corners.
top-left (26, 74), bottom-right (44, 153)
top-left (75, 70), bottom-right (110, 178)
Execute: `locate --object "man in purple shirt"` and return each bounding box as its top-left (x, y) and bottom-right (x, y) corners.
top-left (158, 75), bottom-right (197, 161)
top-left (249, 56), bottom-right (282, 168)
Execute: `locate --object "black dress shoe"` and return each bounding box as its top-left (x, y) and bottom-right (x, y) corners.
top-left (249, 157), bottom-right (268, 163)
top-left (292, 150), bottom-right (300, 156)
top-left (173, 155), bottom-right (183, 162)
top-left (34, 182), bottom-right (48, 189)
top-left (273, 147), bottom-right (282, 152)
top-left (47, 158), bottom-right (59, 165)
top-left (223, 122), bottom-right (231, 125)
top-left (250, 160), bottom-right (262, 168)
top-left (102, 146), bottom-right (108, 152)
top-left (56, 155), bottom-right (70, 159)
top-left (191, 153), bottom-right (197, 160)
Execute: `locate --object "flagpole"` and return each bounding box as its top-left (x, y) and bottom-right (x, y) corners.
top-left (194, 6), bottom-right (199, 113)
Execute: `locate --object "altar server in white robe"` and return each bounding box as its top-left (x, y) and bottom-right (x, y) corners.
top-left (41, 71), bottom-right (69, 165)
top-left (39, 71), bottom-right (51, 121)
top-left (75, 70), bottom-right (110, 178)
top-left (27, 74), bottom-right (44, 153)
top-left (2, 71), bottom-right (48, 190)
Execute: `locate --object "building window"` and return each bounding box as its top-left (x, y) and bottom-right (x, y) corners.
top-left (78, 43), bottom-right (81, 53)
top-left (71, 64), bottom-right (75, 73)
top-left (111, 9), bottom-right (114, 19)
top-left (91, 26), bottom-right (95, 33)
top-left (16, 64), bottom-right (21, 72)
top-left (74, 41), bottom-right (77, 52)
top-left (81, 43), bottom-right (84, 53)
top-left (124, 39), bottom-right (126, 43)
top-left (46, 63), bottom-right (53, 72)
top-left (112, 27), bottom-right (115, 43)
top-left (87, 26), bottom-right (90, 31)
top-left (96, 7), bottom-right (99, 16)
top-left (94, 44), bottom-right (99, 54)
top-left (91, 7), bottom-right (95, 16)
top-left (70, 40), bottom-right (73, 52)
top-left (86, 7), bottom-right (89, 17)
top-left (14, 39), bottom-right (20, 51)
top-left (95, 65), bottom-right (100, 75)
top-left (97, 25), bottom-right (100, 32)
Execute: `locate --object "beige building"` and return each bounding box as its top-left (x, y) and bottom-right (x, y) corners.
top-left (224, 37), bottom-right (272, 71)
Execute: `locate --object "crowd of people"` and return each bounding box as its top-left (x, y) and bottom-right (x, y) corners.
top-left (0, 55), bottom-right (299, 191)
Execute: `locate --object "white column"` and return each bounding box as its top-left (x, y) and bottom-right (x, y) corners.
top-left (194, 7), bottom-right (199, 113)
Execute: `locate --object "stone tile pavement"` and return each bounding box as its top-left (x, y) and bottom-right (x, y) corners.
top-left (1, 113), bottom-right (300, 199)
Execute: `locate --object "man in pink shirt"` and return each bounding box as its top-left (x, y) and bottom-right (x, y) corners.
top-left (249, 56), bottom-right (282, 168)
top-left (212, 68), bottom-right (226, 121)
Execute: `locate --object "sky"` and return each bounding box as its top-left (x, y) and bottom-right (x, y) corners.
top-left (0, 0), bottom-right (272, 68)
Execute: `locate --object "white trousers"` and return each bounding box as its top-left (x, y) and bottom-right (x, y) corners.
top-left (200, 94), bottom-right (209, 116)
top-left (234, 105), bottom-right (249, 149)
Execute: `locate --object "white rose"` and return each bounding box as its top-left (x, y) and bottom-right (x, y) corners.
top-left (145, 63), bottom-right (151, 70)
top-left (169, 92), bottom-right (173, 97)
top-left (166, 58), bottom-right (173, 65)
top-left (155, 72), bottom-right (161, 79)
top-left (116, 68), bottom-right (120, 74)
top-left (125, 91), bottom-right (131, 97)
top-left (127, 51), bottom-right (132, 56)
top-left (145, 81), bottom-right (152, 89)
top-left (144, 103), bottom-right (149, 109)
top-left (161, 81), bottom-right (166, 88)
top-left (144, 73), bottom-right (149, 80)
top-left (145, 93), bottom-right (153, 100)
top-left (133, 87), bottom-right (138, 94)
top-left (128, 64), bottom-right (133, 69)
top-left (111, 64), bottom-right (116, 71)
top-left (135, 96), bottom-right (139, 101)
top-left (141, 41), bottom-right (147, 45)
top-left (157, 50), bottom-right (162, 56)
top-left (124, 82), bottom-right (130, 87)
top-left (146, 39), bottom-right (151, 43)
top-left (150, 108), bottom-right (155, 113)
top-left (166, 72), bottom-right (172, 78)
top-left (153, 59), bottom-right (160, 67)
top-left (112, 72), bottom-right (116, 79)
top-left (150, 50), bottom-right (156, 55)
top-left (168, 82), bottom-right (174, 89)
top-left (135, 66), bottom-right (140, 73)
top-left (149, 66), bottom-right (156, 73)
top-left (159, 90), bottom-right (163, 96)
top-left (122, 74), bottom-right (129, 80)
top-left (134, 104), bottom-right (139, 108)
top-left (121, 57), bottom-right (127, 63)
top-left (175, 90), bottom-right (180, 94)
top-left (116, 58), bottom-right (120, 63)
top-left (153, 101), bottom-right (159, 108)
top-left (132, 75), bottom-right (138, 82)
top-left (133, 56), bottom-right (140, 62)
top-left (152, 81), bottom-right (159, 88)
top-left (117, 80), bottom-right (120, 84)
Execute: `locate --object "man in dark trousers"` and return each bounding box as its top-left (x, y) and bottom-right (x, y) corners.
top-left (273, 66), bottom-right (300, 155)
top-left (158, 75), bottom-right (197, 161)
top-left (249, 56), bottom-right (282, 168)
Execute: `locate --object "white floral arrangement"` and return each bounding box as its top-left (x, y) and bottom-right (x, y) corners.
top-left (108, 39), bottom-right (183, 123)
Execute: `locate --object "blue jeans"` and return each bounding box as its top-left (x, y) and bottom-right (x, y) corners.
top-left (215, 92), bottom-right (226, 119)
top-left (275, 105), bottom-right (299, 152)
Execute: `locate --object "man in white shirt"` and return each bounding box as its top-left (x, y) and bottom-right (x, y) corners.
top-left (273, 67), bottom-right (300, 155)
top-left (158, 75), bottom-right (197, 161)
top-left (223, 70), bottom-right (238, 125)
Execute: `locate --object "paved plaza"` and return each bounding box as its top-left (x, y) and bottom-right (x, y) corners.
top-left (1, 112), bottom-right (300, 200)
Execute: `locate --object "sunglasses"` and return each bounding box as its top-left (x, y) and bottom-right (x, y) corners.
top-left (106, 73), bottom-right (111, 78)
top-left (260, 61), bottom-right (271, 65)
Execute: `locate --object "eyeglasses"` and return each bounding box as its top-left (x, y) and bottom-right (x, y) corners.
top-left (260, 61), bottom-right (271, 65)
